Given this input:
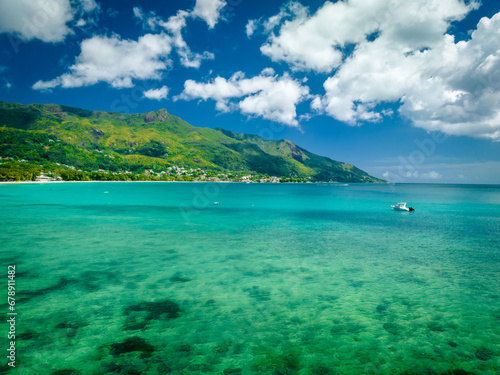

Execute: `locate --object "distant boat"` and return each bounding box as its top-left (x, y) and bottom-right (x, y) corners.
top-left (391, 202), bottom-right (414, 211)
top-left (214, 202), bottom-right (219, 205)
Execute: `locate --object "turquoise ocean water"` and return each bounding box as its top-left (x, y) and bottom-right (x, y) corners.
top-left (1, 182), bottom-right (499, 375)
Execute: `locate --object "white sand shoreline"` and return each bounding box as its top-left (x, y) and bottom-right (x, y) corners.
top-left (0, 180), bottom-right (247, 185)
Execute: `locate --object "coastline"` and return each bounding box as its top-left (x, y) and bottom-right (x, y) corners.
top-left (0, 180), bottom-right (266, 185)
top-left (0, 180), bottom-right (113, 185)
top-left (0, 180), bottom-right (194, 185)
top-left (0, 180), bottom-right (372, 185)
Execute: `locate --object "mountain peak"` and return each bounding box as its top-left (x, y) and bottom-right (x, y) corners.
top-left (0, 101), bottom-right (385, 183)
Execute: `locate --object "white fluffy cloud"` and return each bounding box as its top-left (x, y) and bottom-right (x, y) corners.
top-left (0, 0), bottom-right (74, 42)
top-left (144, 86), bottom-right (169, 100)
top-left (321, 11), bottom-right (500, 140)
top-left (162, 11), bottom-right (214, 68)
top-left (32, 2), bottom-right (220, 91)
top-left (255, 0), bottom-right (500, 141)
top-left (33, 34), bottom-right (172, 90)
top-left (257, 0), bottom-right (474, 73)
top-left (0, 0), bottom-right (101, 43)
top-left (133, 7), bottom-right (214, 68)
top-left (78, 0), bottom-right (99, 13)
top-left (191, 0), bottom-right (226, 29)
top-left (245, 19), bottom-right (257, 38)
top-left (178, 69), bottom-right (310, 126)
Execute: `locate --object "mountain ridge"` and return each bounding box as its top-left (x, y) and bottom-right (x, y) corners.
top-left (0, 101), bottom-right (385, 183)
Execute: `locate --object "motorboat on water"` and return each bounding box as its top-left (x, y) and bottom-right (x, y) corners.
top-left (391, 202), bottom-right (415, 211)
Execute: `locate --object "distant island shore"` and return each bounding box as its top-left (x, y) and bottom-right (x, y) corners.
top-left (0, 179), bottom-right (348, 185)
top-left (0, 101), bottom-right (386, 184)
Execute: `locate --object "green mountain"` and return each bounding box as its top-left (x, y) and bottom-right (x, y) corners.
top-left (0, 101), bottom-right (385, 182)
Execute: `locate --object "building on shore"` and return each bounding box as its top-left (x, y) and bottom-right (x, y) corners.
top-left (36, 173), bottom-right (62, 182)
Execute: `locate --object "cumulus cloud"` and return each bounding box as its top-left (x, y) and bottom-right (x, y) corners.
top-left (0, 0), bottom-right (101, 43)
top-left (177, 69), bottom-right (310, 126)
top-left (256, 1), bottom-right (379, 72)
top-left (246, 19), bottom-right (257, 38)
top-left (144, 86), bottom-right (169, 100)
top-left (33, 0), bottom-right (226, 91)
top-left (256, 0), bottom-right (500, 141)
top-left (320, 11), bottom-right (500, 140)
top-left (0, 0), bottom-right (74, 42)
top-left (162, 11), bottom-right (214, 68)
top-left (32, 1), bottom-right (221, 91)
top-left (133, 7), bottom-right (214, 68)
top-left (191, 0), bottom-right (226, 29)
top-left (133, 7), bottom-right (144, 21)
top-left (75, 19), bottom-right (87, 27)
top-left (78, 0), bottom-right (99, 13)
top-left (33, 34), bottom-right (172, 90)
top-left (258, 0), bottom-right (474, 73)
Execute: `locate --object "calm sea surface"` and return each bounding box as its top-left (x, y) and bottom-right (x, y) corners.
top-left (0, 182), bottom-right (499, 375)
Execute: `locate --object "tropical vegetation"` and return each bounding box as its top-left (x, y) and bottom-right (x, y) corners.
top-left (0, 101), bottom-right (385, 183)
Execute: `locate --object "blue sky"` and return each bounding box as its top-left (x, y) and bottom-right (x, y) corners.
top-left (1, 0), bottom-right (500, 183)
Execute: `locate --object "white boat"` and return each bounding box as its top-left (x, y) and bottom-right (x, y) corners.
top-left (214, 202), bottom-right (219, 205)
top-left (391, 202), bottom-right (414, 211)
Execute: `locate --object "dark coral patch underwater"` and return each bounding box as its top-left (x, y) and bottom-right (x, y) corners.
top-left (474, 347), bottom-right (496, 361)
top-left (51, 370), bottom-right (81, 375)
top-left (18, 277), bottom-right (78, 303)
top-left (122, 299), bottom-right (183, 331)
top-left (109, 336), bottom-right (155, 359)
top-left (170, 272), bottom-right (191, 283)
top-left (124, 299), bottom-right (183, 320)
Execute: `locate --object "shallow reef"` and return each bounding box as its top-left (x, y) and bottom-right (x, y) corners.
top-left (382, 322), bottom-right (401, 335)
top-left (124, 299), bottom-right (183, 320)
top-left (4, 183), bottom-right (500, 374)
top-left (109, 336), bottom-right (155, 359)
top-left (18, 277), bottom-right (78, 303)
top-left (122, 299), bottom-right (183, 331)
top-left (400, 370), bottom-right (472, 375)
top-left (79, 270), bottom-right (123, 291)
top-left (474, 347), bottom-right (496, 361)
top-left (243, 285), bottom-right (272, 301)
top-left (51, 370), bottom-right (81, 375)
top-left (169, 272), bottom-right (191, 283)
top-left (223, 368), bottom-right (243, 374)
